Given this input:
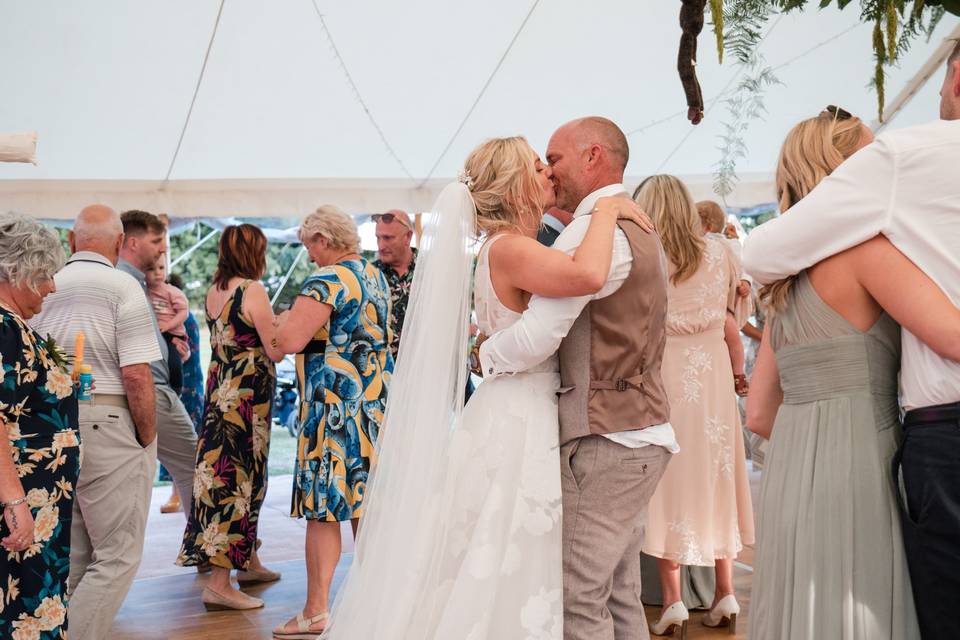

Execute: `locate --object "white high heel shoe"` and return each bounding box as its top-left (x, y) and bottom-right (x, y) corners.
top-left (702, 594), bottom-right (740, 633)
top-left (649, 601), bottom-right (689, 638)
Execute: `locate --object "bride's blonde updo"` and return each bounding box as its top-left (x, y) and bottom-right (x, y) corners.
top-left (462, 136), bottom-right (543, 237)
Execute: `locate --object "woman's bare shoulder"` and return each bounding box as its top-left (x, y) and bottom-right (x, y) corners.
top-left (485, 232), bottom-right (532, 261)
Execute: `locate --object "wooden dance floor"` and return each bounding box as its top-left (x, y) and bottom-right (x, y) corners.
top-left (112, 475), bottom-right (757, 639)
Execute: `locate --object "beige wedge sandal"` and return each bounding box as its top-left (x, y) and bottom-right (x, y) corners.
top-left (272, 611), bottom-right (329, 640)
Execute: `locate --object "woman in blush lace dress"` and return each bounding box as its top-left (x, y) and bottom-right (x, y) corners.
top-left (636, 175), bottom-right (754, 637)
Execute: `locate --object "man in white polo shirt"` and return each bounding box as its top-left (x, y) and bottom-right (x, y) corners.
top-left (742, 39), bottom-right (960, 639)
top-left (31, 204), bottom-right (160, 640)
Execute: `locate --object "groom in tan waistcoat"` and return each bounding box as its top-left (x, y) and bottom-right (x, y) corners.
top-left (480, 117), bottom-right (676, 640)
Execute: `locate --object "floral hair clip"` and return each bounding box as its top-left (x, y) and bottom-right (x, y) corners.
top-left (457, 171), bottom-right (475, 190)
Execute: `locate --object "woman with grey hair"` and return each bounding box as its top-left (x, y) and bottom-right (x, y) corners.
top-left (272, 205), bottom-right (393, 639)
top-left (0, 211), bottom-right (80, 638)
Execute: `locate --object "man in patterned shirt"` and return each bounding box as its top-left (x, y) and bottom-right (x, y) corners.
top-left (372, 210), bottom-right (417, 360)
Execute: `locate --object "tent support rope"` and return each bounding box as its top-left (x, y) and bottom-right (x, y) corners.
top-left (271, 246), bottom-right (307, 307)
top-left (417, 0), bottom-right (540, 188)
top-left (311, 1), bottom-right (416, 181)
top-left (170, 227), bottom-right (219, 268)
top-left (161, 0), bottom-right (225, 190)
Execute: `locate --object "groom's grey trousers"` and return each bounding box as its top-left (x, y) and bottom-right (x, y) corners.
top-left (561, 435), bottom-right (671, 640)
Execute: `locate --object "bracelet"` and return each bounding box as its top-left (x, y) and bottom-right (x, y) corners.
top-left (1, 496), bottom-right (26, 509)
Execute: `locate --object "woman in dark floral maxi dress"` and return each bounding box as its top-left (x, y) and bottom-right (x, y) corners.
top-left (177, 225), bottom-right (284, 611)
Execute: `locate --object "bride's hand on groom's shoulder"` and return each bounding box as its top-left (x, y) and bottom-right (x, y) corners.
top-left (593, 197), bottom-right (655, 234)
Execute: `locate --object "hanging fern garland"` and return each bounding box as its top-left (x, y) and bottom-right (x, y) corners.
top-left (713, 54), bottom-right (783, 200)
top-left (680, 0), bottom-right (958, 122)
top-left (874, 12), bottom-right (888, 119)
top-left (710, 0), bottom-right (726, 62)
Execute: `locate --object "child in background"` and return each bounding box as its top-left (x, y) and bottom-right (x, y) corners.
top-left (145, 261), bottom-right (191, 364)
top-left (696, 200), bottom-right (750, 396)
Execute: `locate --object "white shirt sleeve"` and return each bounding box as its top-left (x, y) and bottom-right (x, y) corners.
top-left (742, 138), bottom-right (896, 284)
top-left (478, 218), bottom-right (632, 377)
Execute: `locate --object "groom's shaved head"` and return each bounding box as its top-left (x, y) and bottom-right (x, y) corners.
top-left (567, 117), bottom-right (630, 170)
top-left (547, 116), bottom-right (631, 211)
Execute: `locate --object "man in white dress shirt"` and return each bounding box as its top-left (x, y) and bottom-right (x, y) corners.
top-left (480, 117), bottom-right (677, 640)
top-left (742, 40), bottom-right (960, 639)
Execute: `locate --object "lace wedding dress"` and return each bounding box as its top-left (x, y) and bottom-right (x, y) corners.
top-left (412, 234), bottom-right (564, 639)
top-left (324, 187), bottom-right (563, 639)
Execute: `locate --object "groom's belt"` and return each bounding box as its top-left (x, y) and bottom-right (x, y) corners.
top-left (590, 372), bottom-right (649, 393)
top-left (904, 401), bottom-right (960, 428)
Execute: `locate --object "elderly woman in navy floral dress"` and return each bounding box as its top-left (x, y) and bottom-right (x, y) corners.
top-left (272, 205), bottom-right (393, 639)
top-left (0, 212), bottom-right (79, 639)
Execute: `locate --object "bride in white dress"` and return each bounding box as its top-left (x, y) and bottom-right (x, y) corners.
top-left (316, 136), bottom-right (645, 640)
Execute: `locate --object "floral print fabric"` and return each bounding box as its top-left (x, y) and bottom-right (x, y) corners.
top-left (177, 281), bottom-right (276, 570)
top-left (0, 306), bottom-right (80, 640)
top-left (178, 311), bottom-right (205, 434)
top-left (642, 236), bottom-right (755, 565)
top-left (373, 248), bottom-right (416, 360)
top-left (292, 259), bottom-right (393, 522)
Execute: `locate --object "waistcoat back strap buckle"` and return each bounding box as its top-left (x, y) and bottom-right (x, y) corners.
top-left (590, 372), bottom-right (646, 393)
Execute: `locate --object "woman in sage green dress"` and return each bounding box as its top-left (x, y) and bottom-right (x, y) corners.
top-left (747, 109), bottom-right (960, 639)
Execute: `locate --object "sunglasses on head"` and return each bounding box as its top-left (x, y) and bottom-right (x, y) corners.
top-left (372, 213), bottom-right (412, 229)
top-left (823, 105), bottom-right (853, 121)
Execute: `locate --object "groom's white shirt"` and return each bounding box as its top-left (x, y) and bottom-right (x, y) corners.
top-left (480, 183), bottom-right (679, 451)
top-left (742, 118), bottom-right (960, 411)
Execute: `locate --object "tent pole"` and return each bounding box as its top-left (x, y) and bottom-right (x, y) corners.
top-left (271, 246), bottom-right (307, 307)
top-left (170, 228), bottom-right (219, 269)
top-left (873, 23), bottom-right (960, 133)
top-left (158, 213), bottom-right (172, 273)
top-left (414, 213), bottom-right (423, 248)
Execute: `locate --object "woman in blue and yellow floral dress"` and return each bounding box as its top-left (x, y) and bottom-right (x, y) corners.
top-left (272, 205), bottom-right (393, 639)
top-left (0, 212), bottom-right (78, 640)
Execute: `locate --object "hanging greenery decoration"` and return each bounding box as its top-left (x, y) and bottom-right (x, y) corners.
top-left (713, 53), bottom-right (783, 199)
top-left (680, 0), bottom-right (957, 123)
top-left (710, 0), bottom-right (726, 62)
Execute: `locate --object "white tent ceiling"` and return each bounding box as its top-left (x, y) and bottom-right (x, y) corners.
top-left (1, 1), bottom-right (957, 219)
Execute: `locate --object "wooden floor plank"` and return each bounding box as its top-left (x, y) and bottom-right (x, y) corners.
top-left (113, 555), bottom-right (750, 639)
top-left (112, 471), bottom-right (761, 638)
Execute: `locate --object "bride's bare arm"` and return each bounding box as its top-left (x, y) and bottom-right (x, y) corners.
top-left (492, 197), bottom-right (651, 298)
